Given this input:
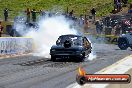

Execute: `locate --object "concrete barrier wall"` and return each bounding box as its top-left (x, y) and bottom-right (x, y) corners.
top-left (0, 37), bottom-right (33, 55)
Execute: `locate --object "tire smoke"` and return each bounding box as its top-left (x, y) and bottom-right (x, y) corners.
top-left (24, 16), bottom-right (78, 58)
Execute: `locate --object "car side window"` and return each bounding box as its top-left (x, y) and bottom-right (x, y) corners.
top-left (83, 37), bottom-right (90, 48)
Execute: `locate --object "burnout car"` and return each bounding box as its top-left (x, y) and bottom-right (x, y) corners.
top-left (50, 34), bottom-right (92, 61)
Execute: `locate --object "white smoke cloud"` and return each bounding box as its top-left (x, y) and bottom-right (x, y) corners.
top-left (24, 15), bottom-right (78, 58)
top-left (87, 49), bottom-right (96, 61)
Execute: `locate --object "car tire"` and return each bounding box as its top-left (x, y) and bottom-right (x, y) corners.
top-left (118, 38), bottom-right (129, 50)
top-left (77, 53), bottom-right (85, 62)
top-left (81, 53), bottom-right (86, 62)
top-left (51, 55), bottom-right (56, 61)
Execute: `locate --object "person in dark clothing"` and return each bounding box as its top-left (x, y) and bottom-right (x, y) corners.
top-left (91, 8), bottom-right (96, 22)
top-left (105, 17), bottom-right (111, 27)
top-left (78, 15), bottom-right (84, 27)
top-left (69, 10), bottom-right (74, 17)
top-left (31, 9), bottom-right (39, 22)
top-left (4, 8), bottom-right (11, 21)
top-left (114, 23), bottom-right (121, 35)
top-left (95, 21), bottom-right (102, 34)
top-left (114, 0), bottom-right (121, 11)
top-left (0, 21), bottom-right (3, 37)
top-left (25, 8), bottom-right (31, 23)
top-left (114, 0), bottom-right (117, 10)
top-left (117, 0), bottom-right (122, 11)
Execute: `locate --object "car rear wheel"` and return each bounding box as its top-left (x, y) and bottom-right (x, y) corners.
top-left (76, 53), bottom-right (85, 62)
top-left (51, 55), bottom-right (56, 61)
top-left (81, 53), bottom-right (85, 62)
top-left (118, 38), bottom-right (128, 50)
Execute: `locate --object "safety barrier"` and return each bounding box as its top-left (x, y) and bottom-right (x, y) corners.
top-left (0, 37), bottom-right (33, 55)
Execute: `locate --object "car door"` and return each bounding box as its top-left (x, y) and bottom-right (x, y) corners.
top-left (83, 37), bottom-right (91, 55)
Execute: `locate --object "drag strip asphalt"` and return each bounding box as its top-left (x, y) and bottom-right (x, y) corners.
top-left (0, 44), bottom-right (131, 88)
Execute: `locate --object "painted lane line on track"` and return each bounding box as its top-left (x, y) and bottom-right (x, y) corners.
top-left (67, 55), bottom-right (132, 88)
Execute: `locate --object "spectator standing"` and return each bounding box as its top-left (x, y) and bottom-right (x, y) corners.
top-left (114, 0), bottom-right (117, 10)
top-left (105, 16), bottom-right (111, 27)
top-left (31, 9), bottom-right (39, 22)
top-left (90, 8), bottom-right (96, 23)
top-left (69, 10), bottom-right (74, 17)
top-left (78, 15), bottom-right (84, 27)
top-left (0, 21), bottom-right (3, 37)
top-left (100, 20), bottom-right (104, 34)
top-left (114, 23), bottom-right (121, 35)
top-left (40, 10), bottom-right (46, 17)
top-left (25, 8), bottom-right (31, 23)
top-left (114, 0), bottom-right (121, 11)
top-left (83, 15), bottom-right (89, 33)
top-left (95, 20), bottom-right (101, 34)
top-left (117, 0), bottom-right (122, 11)
top-left (4, 8), bottom-right (11, 21)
